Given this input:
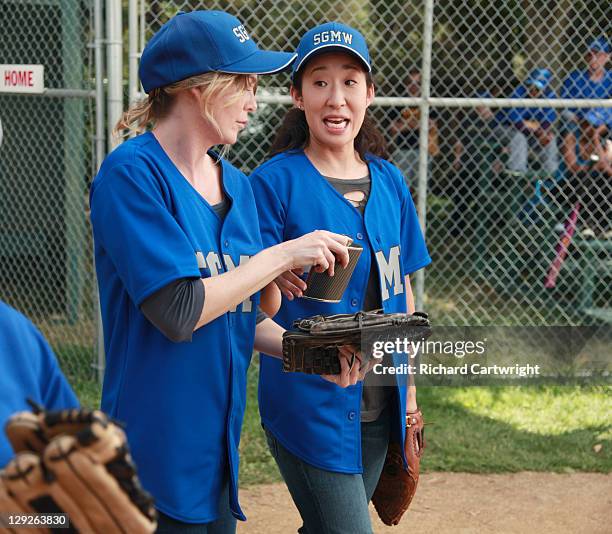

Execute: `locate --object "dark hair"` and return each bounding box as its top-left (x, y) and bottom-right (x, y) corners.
top-left (269, 70), bottom-right (388, 160)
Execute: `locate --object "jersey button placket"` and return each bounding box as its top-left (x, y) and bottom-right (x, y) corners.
top-left (348, 411), bottom-right (356, 421)
top-left (351, 298), bottom-right (358, 307)
top-left (356, 232), bottom-right (363, 240)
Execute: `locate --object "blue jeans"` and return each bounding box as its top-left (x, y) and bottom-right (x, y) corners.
top-left (264, 407), bottom-right (391, 534)
top-left (155, 473), bottom-right (236, 534)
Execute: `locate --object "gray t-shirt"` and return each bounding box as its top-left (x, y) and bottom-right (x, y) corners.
top-left (323, 175), bottom-right (392, 423)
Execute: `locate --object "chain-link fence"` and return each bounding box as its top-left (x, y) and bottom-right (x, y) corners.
top-left (0, 0), bottom-right (98, 395)
top-left (0, 1), bottom-right (609, 391)
top-left (425, 1), bottom-right (611, 328)
top-left (135, 0), bottom-right (611, 329)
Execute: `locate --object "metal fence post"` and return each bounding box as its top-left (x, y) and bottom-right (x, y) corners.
top-left (129, 0), bottom-right (140, 106)
top-left (415, 0), bottom-right (435, 312)
top-left (106, 0), bottom-right (123, 148)
top-left (94, 0), bottom-right (106, 384)
top-left (62, 2), bottom-right (88, 325)
top-left (94, 0), bottom-right (105, 170)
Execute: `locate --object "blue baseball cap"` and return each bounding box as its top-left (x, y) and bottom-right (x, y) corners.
top-left (139, 10), bottom-right (296, 93)
top-left (525, 68), bottom-right (552, 91)
top-left (588, 37), bottom-right (611, 54)
top-left (291, 22), bottom-right (371, 80)
top-left (578, 108), bottom-right (612, 127)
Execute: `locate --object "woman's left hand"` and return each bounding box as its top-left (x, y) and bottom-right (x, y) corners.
top-left (322, 346), bottom-right (361, 387)
top-left (274, 268), bottom-right (306, 300)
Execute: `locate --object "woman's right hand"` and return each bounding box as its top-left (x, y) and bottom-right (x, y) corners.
top-left (279, 230), bottom-right (350, 277)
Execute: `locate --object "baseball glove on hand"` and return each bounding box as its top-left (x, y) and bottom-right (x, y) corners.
top-left (0, 402), bottom-right (157, 534)
top-left (372, 409), bottom-right (425, 526)
top-left (282, 309), bottom-right (431, 375)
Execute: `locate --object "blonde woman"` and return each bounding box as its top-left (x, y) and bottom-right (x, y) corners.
top-left (89, 11), bottom-right (355, 533)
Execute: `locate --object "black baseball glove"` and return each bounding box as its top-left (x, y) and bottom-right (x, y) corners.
top-left (282, 309), bottom-right (431, 375)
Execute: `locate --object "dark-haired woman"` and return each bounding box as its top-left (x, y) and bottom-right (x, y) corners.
top-left (250, 22), bottom-right (431, 533)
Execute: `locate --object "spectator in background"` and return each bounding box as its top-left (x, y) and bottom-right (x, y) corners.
top-left (560, 108), bottom-right (612, 239)
top-left (561, 37), bottom-right (612, 125)
top-left (449, 90), bottom-right (508, 235)
top-left (501, 68), bottom-right (559, 174)
top-left (0, 300), bottom-right (79, 467)
top-left (390, 68), bottom-right (439, 184)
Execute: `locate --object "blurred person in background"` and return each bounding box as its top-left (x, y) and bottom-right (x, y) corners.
top-left (559, 107), bottom-right (612, 239)
top-left (0, 299), bottom-right (79, 468)
top-left (499, 68), bottom-right (559, 174)
top-left (390, 68), bottom-right (439, 185)
top-left (561, 37), bottom-right (612, 126)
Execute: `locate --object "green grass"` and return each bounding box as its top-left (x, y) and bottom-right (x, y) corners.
top-left (72, 379), bottom-right (102, 409)
top-left (238, 357), bottom-right (612, 484)
top-left (63, 353), bottom-right (612, 484)
top-left (416, 385), bottom-right (611, 473)
top-left (55, 344), bottom-right (101, 409)
top-left (239, 356), bottom-right (282, 486)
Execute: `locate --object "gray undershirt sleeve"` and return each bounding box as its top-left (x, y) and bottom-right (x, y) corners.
top-left (140, 278), bottom-right (204, 343)
top-left (141, 278), bottom-right (269, 343)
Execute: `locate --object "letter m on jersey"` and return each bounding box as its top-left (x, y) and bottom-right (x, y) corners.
top-left (224, 254), bottom-right (253, 312)
top-left (195, 251), bottom-right (253, 313)
top-left (375, 246), bottom-right (404, 301)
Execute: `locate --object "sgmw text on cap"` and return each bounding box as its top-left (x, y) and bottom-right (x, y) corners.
top-left (292, 22), bottom-right (371, 80)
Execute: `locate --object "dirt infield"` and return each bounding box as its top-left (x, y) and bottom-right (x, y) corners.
top-left (237, 472), bottom-right (611, 533)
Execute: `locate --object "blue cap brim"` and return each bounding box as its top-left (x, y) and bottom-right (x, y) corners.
top-left (220, 50), bottom-right (296, 75)
top-left (292, 45), bottom-right (371, 79)
top-left (527, 80), bottom-right (546, 90)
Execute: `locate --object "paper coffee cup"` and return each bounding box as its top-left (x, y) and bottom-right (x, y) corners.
top-left (302, 244), bottom-right (363, 303)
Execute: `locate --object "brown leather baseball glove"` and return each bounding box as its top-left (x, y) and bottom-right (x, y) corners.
top-left (372, 409), bottom-right (425, 526)
top-left (0, 402), bottom-right (157, 534)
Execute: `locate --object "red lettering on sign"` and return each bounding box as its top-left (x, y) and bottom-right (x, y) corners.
top-left (3, 70), bottom-right (35, 87)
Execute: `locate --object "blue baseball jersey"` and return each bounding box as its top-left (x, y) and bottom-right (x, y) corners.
top-left (0, 301), bottom-right (79, 467)
top-left (561, 69), bottom-right (612, 101)
top-left (250, 150), bottom-right (431, 473)
top-left (90, 132), bottom-right (262, 523)
top-left (505, 85), bottom-right (557, 125)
